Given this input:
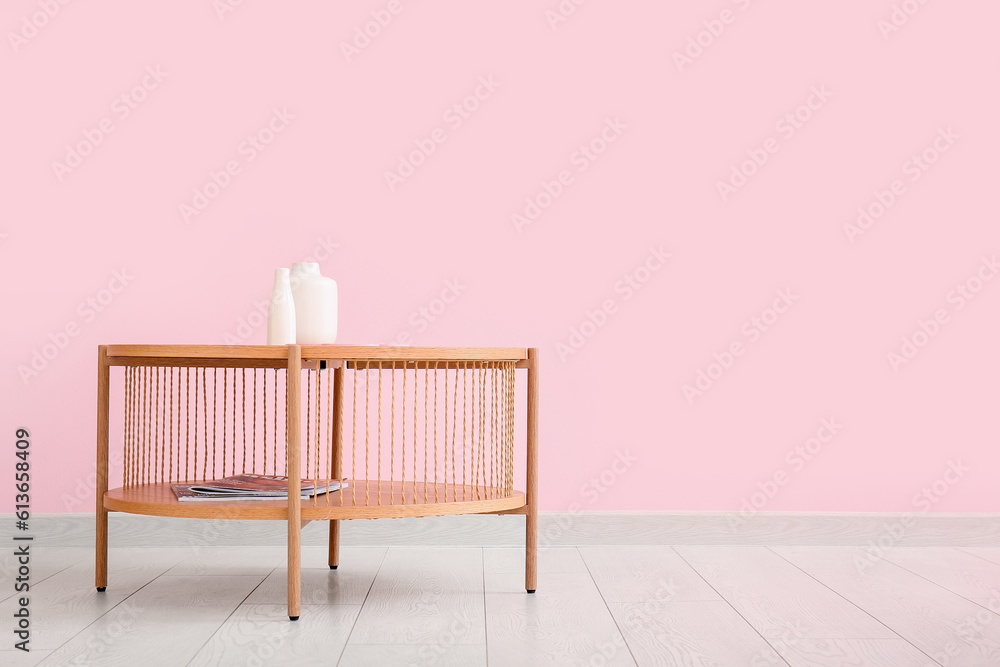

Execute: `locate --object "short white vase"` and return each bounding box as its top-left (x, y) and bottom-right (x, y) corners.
top-left (290, 262), bottom-right (338, 344)
top-left (267, 268), bottom-right (296, 345)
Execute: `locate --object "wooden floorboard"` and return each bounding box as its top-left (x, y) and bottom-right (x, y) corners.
top-left (676, 546), bottom-right (898, 639)
top-left (775, 638), bottom-right (937, 666)
top-left (347, 547), bottom-right (486, 645)
top-left (37, 575), bottom-right (263, 666)
top-left (188, 604), bottom-right (360, 666)
top-left (17, 543), bottom-right (1000, 665)
top-left (608, 600), bottom-right (787, 666)
top-left (485, 571), bottom-right (636, 666)
top-left (882, 547), bottom-right (1000, 602)
top-left (580, 546), bottom-right (721, 603)
top-left (244, 547), bottom-right (386, 607)
top-left (773, 546), bottom-right (1000, 666)
top-left (337, 644), bottom-right (487, 666)
top-left (4, 548), bottom-right (189, 650)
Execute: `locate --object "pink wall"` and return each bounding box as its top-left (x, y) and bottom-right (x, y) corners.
top-left (3, 1), bottom-right (998, 514)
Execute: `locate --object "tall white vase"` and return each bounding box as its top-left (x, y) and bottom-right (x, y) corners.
top-left (290, 262), bottom-right (338, 344)
top-left (267, 268), bottom-right (296, 345)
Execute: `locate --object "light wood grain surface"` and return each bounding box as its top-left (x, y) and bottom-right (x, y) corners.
top-left (23, 511), bottom-right (1000, 548)
top-left (580, 546), bottom-right (721, 603)
top-left (485, 571), bottom-right (636, 666)
top-left (245, 547), bottom-right (386, 606)
top-left (18, 542), bottom-right (1000, 664)
top-left (608, 600), bottom-right (785, 666)
top-left (676, 546), bottom-right (897, 639)
top-left (775, 637), bottom-right (937, 666)
top-left (773, 545), bottom-right (1000, 666)
top-left (349, 547), bottom-right (486, 645)
top-left (37, 575), bottom-right (261, 665)
top-left (189, 604), bottom-right (360, 666)
top-left (338, 643), bottom-right (488, 666)
top-left (104, 481), bottom-right (525, 520)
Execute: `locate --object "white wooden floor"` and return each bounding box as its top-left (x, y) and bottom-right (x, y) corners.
top-left (4, 545), bottom-right (1000, 666)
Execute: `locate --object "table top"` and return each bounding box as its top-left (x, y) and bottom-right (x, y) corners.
top-left (104, 344), bottom-right (529, 362)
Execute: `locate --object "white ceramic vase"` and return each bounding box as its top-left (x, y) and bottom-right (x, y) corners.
top-left (289, 262), bottom-right (338, 344)
top-left (267, 268), bottom-right (296, 345)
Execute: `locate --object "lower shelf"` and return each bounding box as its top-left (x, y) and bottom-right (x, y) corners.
top-left (104, 480), bottom-right (526, 520)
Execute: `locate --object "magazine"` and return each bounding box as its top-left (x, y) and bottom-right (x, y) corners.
top-left (171, 474), bottom-right (346, 502)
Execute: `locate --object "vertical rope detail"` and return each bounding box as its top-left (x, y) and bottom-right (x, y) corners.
top-left (377, 361), bottom-right (383, 506)
top-left (364, 363), bottom-right (371, 505)
top-left (401, 363), bottom-right (406, 503)
top-left (168, 368), bottom-right (173, 483)
top-left (315, 368), bottom-right (322, 506)
top-left (153, 367), bottom-right (161, 484)
top-left (202, 368), bottom-right (208, 481)
top-left (263, 368), bottom-right (268, 477)
top-left (462, 361), bottom-right (467, 500)
top-left (242, 368), bottom-right (247, 474)
top-left (184, 368), bottom-right (190, 482)
top-left (232, 368), bottom-right (237, 477)
top-left (306, 369), bottom-right (312, 481)
top-left (252, 369), bottom-right (257, 474)
top-left (433, 361), bottom-right (439, 503)
top-left (222, 368), bottom-right (227, 478)
top-left (423, 361), bottom-right (429, 502)
top-left (443, 365), bottom-right (449, 501)
top-left (352, 364), bottom-right (357, 506)
top-left (413, 361), bottom-right (418, 502)
top-left (390, 362), bottom-right (395, 505)
top-left (450, 363), bottom-right (459, 501)
top-left (122, 367), bottom-right (130, 487)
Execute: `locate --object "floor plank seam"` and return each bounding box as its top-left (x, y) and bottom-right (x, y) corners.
top-left (671, 546), bottom-right (794, 667)
top-left (335, 546), bottom-right (389, 666)
top-left (49, 561), bottom-right (176, 662)
top-left (763, 546), bottom-right (942, 665)
top-left (481, 548), bottom-right (489, 667)
top-left (578, 546), bottom-right (641, 666)
top-left (184, 565), bottom-right (278, 666)
top-left (878, 549), bottom-right (1000, 621)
